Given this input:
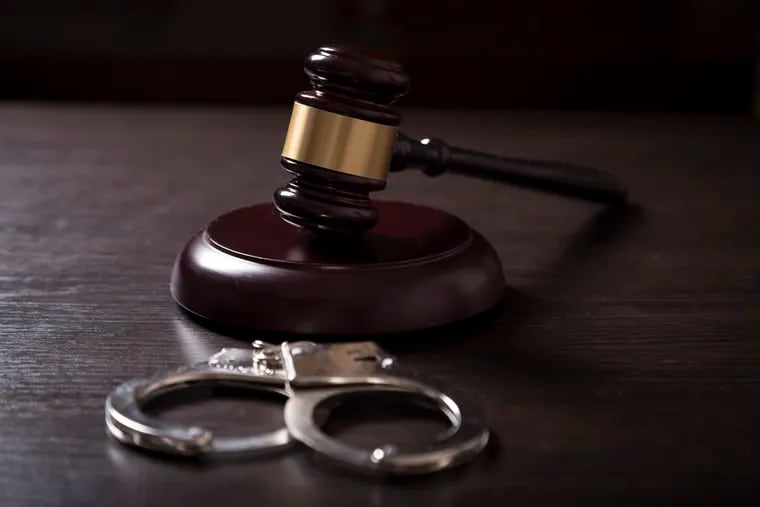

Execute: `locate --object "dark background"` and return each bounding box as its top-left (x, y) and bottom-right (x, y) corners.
top-left (1, 0), bottom-right (759, 112)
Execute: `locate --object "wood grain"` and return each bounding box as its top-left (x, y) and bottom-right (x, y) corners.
top-left (0, 104), bottom-right (758, 506)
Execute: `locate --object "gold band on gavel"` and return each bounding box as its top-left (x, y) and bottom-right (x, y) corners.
top-left (281, 102), bottom-right (397, 181)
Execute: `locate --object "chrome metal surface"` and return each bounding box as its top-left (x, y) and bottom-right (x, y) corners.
top-left (105, 346), bottom-right (291, 456)
top-left (284, 385), bottom-right (489, 475)
top-left (104, 341), bottom-right (489, 474)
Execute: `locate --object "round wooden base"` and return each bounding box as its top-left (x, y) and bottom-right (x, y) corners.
top-left (170, 201), bottom-right (505, 335)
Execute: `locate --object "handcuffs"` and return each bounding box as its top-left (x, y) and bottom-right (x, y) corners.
top-left (105, 340), bottom-right (489, 475)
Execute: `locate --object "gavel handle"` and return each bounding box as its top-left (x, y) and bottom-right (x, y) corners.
top-left (391, 132), bottom-right (627, 204)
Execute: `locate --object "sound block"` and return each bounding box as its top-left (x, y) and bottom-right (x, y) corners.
top-left (170, 201), bottom-right (505, 335)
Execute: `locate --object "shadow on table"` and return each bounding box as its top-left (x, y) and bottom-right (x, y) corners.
top-left (386, 202), bottom-right (647, 347)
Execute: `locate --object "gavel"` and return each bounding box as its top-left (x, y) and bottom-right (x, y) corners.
top-left (169, 44), bottom-right (630, 335)
top-left (274, 46), bottom-right (627, 235)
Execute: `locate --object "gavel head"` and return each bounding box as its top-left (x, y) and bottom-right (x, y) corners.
top-left (274, 46), bottom-right (409, 235)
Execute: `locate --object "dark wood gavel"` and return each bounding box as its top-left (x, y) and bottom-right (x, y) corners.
top-left (274, 46), bottom-right (627, 235)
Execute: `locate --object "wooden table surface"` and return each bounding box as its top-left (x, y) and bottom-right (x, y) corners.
top-left (1, 104), bottom-right (758, 506)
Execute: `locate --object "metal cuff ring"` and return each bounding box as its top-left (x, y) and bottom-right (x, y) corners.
top-left (105, 363), bottom-right (292, 456)
top-left (284, 383), bottom-right (489, 475)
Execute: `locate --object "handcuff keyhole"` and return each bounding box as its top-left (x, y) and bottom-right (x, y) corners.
top-left (352, 355), bottom-right (394, 368)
